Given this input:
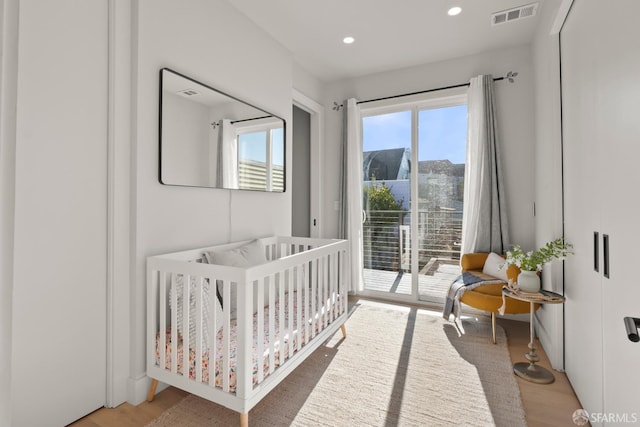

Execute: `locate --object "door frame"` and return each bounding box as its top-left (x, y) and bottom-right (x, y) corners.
top-left (292, 89), bottom-right (323, 238)
top-left (106, 0), bottom-right (132, 407)
top-left (356, 90), bottom-right (467, 305)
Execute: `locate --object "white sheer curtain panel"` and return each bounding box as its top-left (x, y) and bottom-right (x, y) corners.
top-left (217, 119), bottom-right (239, 189)
top-left (461, 75), bottom-right (510, 254)
top-left (338, 98), bottom-right (364, 293)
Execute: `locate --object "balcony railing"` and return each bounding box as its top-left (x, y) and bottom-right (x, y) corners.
top-left (363, 209), bottom-right (462, 272)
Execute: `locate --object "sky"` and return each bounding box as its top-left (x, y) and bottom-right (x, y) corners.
top-left (238, 127), bottom-right (284, 166)
top-left (237, 104), bottom-right (466, 167)
top-left (362, 104), bottom-right (467, 164)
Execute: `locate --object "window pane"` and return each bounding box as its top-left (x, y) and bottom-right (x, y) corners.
top-left (362, 111), bottom-right (412, 295)
top-left (417, 104), bottom-right (467, 303)
top-left (238, 131), bottom-right (267, 190)
top-left (271, 127), bottom-right (284, 192)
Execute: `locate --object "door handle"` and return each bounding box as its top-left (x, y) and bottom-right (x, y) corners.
top-left (603, 234), bottom-right (610, 279)
top-left (594, 231), bottom-right (599, 272)
top-left (624, 317), bottom-right (640, 342)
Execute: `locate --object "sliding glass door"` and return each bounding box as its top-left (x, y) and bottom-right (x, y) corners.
top-left (360, 93), bottom-right (467, 305)
top-left (362, 110), bottom-right (413, 295)
top-left (415, 105), bottom-right (467, 304)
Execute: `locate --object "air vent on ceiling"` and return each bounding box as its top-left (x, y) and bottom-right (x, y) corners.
top-left (177, 88), bottom-right (199, 97)
top-left (491, 2), bottom-right (538, 26)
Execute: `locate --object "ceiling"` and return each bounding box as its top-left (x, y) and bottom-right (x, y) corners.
top-left (225, 0), bottom-right (556, 83)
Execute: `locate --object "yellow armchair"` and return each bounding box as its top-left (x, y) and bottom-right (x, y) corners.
top-left (459, 253), bottom-right (539, 343)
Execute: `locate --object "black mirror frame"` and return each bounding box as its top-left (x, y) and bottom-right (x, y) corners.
top-left (158, 67), bottom-right (286, 192)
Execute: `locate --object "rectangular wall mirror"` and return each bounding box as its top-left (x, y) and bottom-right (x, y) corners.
top-left (159, 68), bottom-right (286, 192)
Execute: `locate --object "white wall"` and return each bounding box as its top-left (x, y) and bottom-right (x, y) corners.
top-left (321, 46), bottom-right (537, 253)
top-left (292, 62), bottom-right (326, 103)
top-left (531, 0), bottom-right (567, 370)
top-left (129, 0), bottom-right (295, 404)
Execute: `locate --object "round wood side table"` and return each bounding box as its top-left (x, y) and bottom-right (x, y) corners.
top-left (502, 287), bottom-right (565, 384)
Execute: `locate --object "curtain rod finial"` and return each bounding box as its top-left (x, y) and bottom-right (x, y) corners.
top-left (333, 101), bottom-right (344, 111)
top-left (506, 71), bottom-right (518, 83)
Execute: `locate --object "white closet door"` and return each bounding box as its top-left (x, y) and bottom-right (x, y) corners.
top-left (561, 0), bottom-right (604, 417)
top-left (563, 0), bottom-right (640, 423)
top-left (12, 1), bottom-right (108, 426)
top-left (596, 0), bottom-right (640, 418)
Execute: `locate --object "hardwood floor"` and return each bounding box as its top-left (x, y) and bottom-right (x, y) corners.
top-left (70, 314), bottom-right (583, 427)
top-left (499, 318), bottom-right (583, 427)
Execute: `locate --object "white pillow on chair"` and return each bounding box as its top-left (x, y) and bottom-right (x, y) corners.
top-left (482, 252), bottom-right (509, 282)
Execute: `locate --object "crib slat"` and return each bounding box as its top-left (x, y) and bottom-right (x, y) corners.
top-left (278, 271), bottom-right (285, 366)
top-left (310, 258), bottom-right (317, 339)
top-left (343, 249), bottom-right (348, 315)
top-left (182, 274), bottom-right (190, 378)
top-left (222, 280), bottom-right (231, 393)
top-left (208, 276), bottom-right (216, 389)
top-left (326, 255), bottom-right (332, 323)
top-left (296, 264), bottom-right (302, 352)
top-left (171, 274), bottom-right (178, 374)
top-left (195, 277), bottom-right (203, 383)
top-left (268, 274), bottom-right (275, 374)
top-left (340, 250), bottom-right (351, 314)
top-left (330, 252), bottom-right (337, 322)
top-left (322, 255), bottom-right (328, 330)
top-left (303, 262), bottom-right (309, 345)
top-left (286, 268), bottom-right (292, 359)
top-left (256, 278), bottom-right (264, 384)
top-left (159, 272), bottom-right (167, 371)
top-left (325, 255), bottom-right (330, 327)
top-left (339, 250), bottom-right (346, 316)
top-left (327, 254), bottom-right (333, 324)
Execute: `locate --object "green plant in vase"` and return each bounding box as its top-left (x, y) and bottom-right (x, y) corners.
top-left (505, 237), bottom-right (573, 292)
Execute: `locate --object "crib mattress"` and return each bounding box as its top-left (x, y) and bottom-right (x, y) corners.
top-left (155, 290), bottom-right (338, 393)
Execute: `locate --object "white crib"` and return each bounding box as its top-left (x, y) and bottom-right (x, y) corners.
top-left (146, 236), bottom-right (349, 426)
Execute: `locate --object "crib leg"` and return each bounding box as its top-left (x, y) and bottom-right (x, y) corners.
top-left (240, 412), bottom-right (248, 427)
top-left (340, 324), bottom-right (347, 338)
top-left (147, 379), bottom-right (159, 402)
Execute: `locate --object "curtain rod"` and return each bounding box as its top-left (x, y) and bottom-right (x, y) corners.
top-left (210, 115), bottom-right (273, 129)
top-left (332, 71), bottom-right (518, 111)
top-left (231, 115), bottom-right (272, 124)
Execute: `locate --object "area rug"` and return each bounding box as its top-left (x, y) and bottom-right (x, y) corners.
top-left (146, 300), bottom-right (526, 426)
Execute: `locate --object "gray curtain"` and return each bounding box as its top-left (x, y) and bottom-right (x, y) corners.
top-left (338, 99), bottom-right (349, 240)
top-left (338, 99), bottom-right (364, 292)
top-left (216, 119), bottom-right (238, 189)
top-left (461, 75), bottom-right (510, 254)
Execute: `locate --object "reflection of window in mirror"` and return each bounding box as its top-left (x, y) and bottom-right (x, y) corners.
top-left (236, 121), bottom-right (284, 191)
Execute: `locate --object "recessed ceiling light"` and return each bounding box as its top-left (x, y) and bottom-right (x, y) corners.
top-left (448, 6), bottom-right (462, 16)
top-left (343, 36), bottom-right (355, 44)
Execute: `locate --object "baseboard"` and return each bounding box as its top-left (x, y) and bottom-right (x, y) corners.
top-left (128, 375), bottom-right (168, 405)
